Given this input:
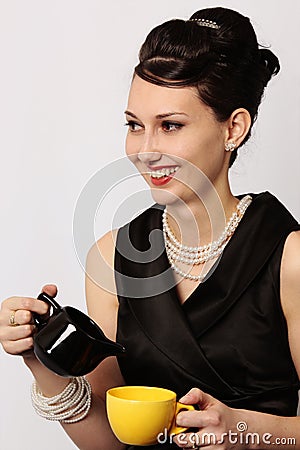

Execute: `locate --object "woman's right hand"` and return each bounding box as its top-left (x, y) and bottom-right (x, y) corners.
top-left (0, 284), bottom-right (57, 357)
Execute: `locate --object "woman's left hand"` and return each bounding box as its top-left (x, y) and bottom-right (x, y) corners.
top-left (173, 388), bottom-right (246, 449)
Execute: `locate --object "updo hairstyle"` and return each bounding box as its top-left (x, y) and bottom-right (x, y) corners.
top-left (135, 7), bottom-right (280, 166)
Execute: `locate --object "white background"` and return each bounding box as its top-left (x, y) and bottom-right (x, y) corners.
top-left (0, 1), bottom-right (299, 449)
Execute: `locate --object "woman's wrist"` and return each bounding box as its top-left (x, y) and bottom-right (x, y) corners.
top-left (23, 354), bottom-right (70, 397)
top-left (22, 349), bottom-right (38, 364)
top-left (231, 408), bottom-right (297, 450)
top-left (31, 376), bottom-right (92, 423)
top-left (24, 356), bottom-right (93, 423)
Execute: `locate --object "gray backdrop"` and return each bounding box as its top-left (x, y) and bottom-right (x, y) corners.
top-left (0, 1), bottom-right (299, 449)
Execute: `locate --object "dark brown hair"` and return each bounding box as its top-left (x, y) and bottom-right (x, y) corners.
top-left (135, 7), bottom-right (280, 166)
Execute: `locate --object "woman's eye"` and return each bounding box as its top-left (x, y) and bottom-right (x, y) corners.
top-left (124, 121), bottom-right (143, 132)
top-left (161, 121), bottom-right (183, 132)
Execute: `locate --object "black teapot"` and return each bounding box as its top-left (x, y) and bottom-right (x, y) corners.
top-left (33, 293), bottom-right (125, 377)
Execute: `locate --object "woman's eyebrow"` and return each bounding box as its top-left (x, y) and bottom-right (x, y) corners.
top-left (156, 112), bottom-right (189, 119)
top-left (124, 110), bottom-right (189, 119)
top-left (124, 110), bottom-right (138, 119)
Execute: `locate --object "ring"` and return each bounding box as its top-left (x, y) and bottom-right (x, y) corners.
top-left (9, 310), bottom-right (19, 327)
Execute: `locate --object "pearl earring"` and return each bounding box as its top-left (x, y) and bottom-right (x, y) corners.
top-left (225, 142), bottom-right (237, 152)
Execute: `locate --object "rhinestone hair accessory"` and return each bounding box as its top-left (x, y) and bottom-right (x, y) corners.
top-left (188, 18), bottom-right (220, 30)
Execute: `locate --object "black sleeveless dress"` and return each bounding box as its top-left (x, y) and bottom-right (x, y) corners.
top-left (114, 192), bottom-right (300, 449)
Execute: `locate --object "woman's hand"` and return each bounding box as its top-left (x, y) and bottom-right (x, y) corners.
top-left (173, 388), bottom-right (246, 450)
top-left (0, 284), bottom-right (57, 357)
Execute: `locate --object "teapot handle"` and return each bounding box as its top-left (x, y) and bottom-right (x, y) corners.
top-left (33, 293), bottom-right (62, 329)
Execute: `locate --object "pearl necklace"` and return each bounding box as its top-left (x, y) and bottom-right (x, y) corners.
top-left (163, 195), bottom-right (252, 281)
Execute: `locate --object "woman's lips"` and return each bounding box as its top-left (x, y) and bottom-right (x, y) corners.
top-left (147, 166), bottom-right (179, 186)
top-left (150, 173), bottom-right (176, 186)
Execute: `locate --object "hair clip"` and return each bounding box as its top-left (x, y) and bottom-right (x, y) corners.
top-left (188, 18), bottom-right (220, 30)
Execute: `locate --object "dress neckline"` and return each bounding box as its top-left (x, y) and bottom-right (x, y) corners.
top-left (169, 193), bottom-right (257, 307)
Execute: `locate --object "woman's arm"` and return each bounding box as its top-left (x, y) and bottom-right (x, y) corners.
top-left (0, 230), bottom-right (125, 450)
top-left (173, 230), bottom-right (300, 450)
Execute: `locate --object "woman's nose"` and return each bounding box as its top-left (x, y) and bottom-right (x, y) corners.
top-left (137, 133), bottom-right (162, 164)
top-left (137, 150), bottom-right (161, 164)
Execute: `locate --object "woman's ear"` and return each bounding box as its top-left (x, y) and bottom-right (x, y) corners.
top-left (225, 108), bottom-right (252, 147)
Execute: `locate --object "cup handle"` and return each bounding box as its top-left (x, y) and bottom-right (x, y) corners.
top-left (33, 293), bottom-right (62, 329)
top-left (169, 402), bottom-right (196, 435)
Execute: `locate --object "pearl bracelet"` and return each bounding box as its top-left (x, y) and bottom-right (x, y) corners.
top-left (31, 376), bottom-right (92, 423)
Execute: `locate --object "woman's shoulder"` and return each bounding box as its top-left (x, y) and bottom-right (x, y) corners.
top-left (88, 229), bottom-right (118, 264)
top-left (281, 230), bottom-right (300, 290)
top-left (280, 230), bottom-right (300, 378)
top-left (247, 191), bottom-right (300, 233)
top-left (118, 203), bottom-right (164, 231)
top-left (280, 230), bottom-right (300, 320)
top-left (85, 229), bottom-right (119, 300)
top-left (86, 204), bottom-right (161, 264)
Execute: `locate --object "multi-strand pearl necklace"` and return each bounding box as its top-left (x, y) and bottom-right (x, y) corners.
top-left (162, 195), bottom-right (252, 281)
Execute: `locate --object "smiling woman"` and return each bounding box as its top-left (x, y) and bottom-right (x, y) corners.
top-left (1, 3), bottom-right (300, 450)
top-left (124, 76), bottom-right (251, 211)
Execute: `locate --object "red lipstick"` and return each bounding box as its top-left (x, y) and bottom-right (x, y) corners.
top-left (148, 166), bottom-right (178, 186)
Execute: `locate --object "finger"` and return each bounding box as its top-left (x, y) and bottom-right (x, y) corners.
top-left (0, 297), bottom-right (49, 317)
top-left (1, 324), bottom-right (36, 342)
top-left (173, 430), bottom-right (218, 449)
top-left (176, 409), bottom-right (220, 429)
top-left (12, 309), bottom-right (33, 326)
top-left (179, 387), bottom-right (213, 407)
top-left (172, 432), bottom-right (188, 448)
top-left (2, 337), bottom-right (34, 355)
top-left (174, 438), bottom-right (219, 450)
top-left (172, 431), bottom-right (200, 449)
top-left (41, 284), bottom-right (58, 297)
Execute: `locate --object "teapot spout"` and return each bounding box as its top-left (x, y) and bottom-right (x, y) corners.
top-left (112, 342), bottom-right (126, 356)
top-left (100, 339), bottom-right (126, 357)
top-left (113, 342), bottom-right (126, 355)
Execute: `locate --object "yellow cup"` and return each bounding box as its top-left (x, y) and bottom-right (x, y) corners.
top-left (106, 386), bottom-right (195, 446)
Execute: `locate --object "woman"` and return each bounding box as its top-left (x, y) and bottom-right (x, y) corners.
top-left (1, 6), bottom-right (300, 450)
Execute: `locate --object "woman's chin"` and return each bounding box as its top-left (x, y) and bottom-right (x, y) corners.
top-left (150, 188), bottom-right (181, 206)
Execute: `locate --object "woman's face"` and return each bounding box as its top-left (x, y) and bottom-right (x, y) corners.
top-left (125, 75), bottom-right (230, 206)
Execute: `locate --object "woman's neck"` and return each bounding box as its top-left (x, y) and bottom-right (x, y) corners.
top-left (165, 186), bottom-right (239, 248)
